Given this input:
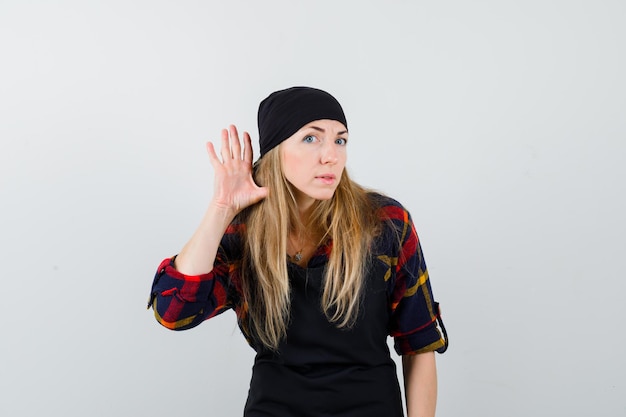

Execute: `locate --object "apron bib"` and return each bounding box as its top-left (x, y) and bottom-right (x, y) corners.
top-left (244, 262), bottom-right (403, 417)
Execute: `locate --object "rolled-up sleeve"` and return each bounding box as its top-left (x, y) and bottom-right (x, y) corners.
top-left (147, 226), bottom-right (241, 331)
top-left (385, 204), bottom-right (448, 355)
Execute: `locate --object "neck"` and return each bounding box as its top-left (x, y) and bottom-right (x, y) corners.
top-left (293, 189), bottom-right (316, 218)
top-left (287, 223), bottom-right (321, 265)
top-left (294, 202), bottom-right (314, 226)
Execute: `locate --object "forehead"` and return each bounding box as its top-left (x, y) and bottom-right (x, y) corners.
top-left (299, 119), bottom-right (348, 133)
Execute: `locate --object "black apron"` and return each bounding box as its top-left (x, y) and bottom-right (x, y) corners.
top-left (244, 262), bottom-right (404, 417)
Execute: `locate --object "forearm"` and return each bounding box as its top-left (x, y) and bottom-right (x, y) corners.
top-left (175, 202), bottom-right (237, 275)
top-left (402, 351), bottom-right (437, 417)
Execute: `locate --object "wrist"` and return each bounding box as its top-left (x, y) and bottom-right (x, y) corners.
top-left (205, 201), bottom-right (238, 227)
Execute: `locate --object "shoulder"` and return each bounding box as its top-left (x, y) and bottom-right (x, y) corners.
top-left (366, 192), bottom-right (415, 254)
top-left (366, 192), bottom-right (412, 223)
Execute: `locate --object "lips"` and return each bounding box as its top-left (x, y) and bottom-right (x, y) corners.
top-left (315, 174), bottom-right (337, 185)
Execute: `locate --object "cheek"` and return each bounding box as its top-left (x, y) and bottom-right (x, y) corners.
top-left (281, 150), bottom-right (306, 182)
top-left (282, 149), bottom-right (311, 170)
top-left (337, 152), bottom-right (347, 170)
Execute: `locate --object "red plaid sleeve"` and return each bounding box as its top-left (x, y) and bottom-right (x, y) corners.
top-left (380, 200), bottom-right (448, 355)
top-left (147, 223), bottom-right (242, 330)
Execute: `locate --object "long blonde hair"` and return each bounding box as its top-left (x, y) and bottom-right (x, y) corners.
top-left (238, 147), bottom-right (381, 350)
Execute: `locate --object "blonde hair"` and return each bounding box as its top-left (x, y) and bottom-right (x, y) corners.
top-left (239, 147), bottom-right (381, 350)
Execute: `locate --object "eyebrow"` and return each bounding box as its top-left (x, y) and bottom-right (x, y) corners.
top-left (307, 126), bottom-right (349, 135)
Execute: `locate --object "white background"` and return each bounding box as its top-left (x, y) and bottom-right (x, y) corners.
top-left (1, 1), bottom-right (624, 416)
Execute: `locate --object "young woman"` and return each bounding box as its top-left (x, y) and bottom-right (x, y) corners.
top-left (148, 87), bottom-right (448, 417)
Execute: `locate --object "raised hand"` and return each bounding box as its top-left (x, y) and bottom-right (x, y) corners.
top-left (206, 125), bottom-right (268, 215)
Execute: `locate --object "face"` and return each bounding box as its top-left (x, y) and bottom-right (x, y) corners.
top-left (280, 119), bottom-right (348, 210)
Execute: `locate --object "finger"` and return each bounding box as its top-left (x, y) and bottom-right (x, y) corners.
top-left (220, 128), bottom-right (231, 162)
top-left (206, 141), bottom-right (222, 167)
top-left (229, 125), bottom-right (242, 159)
top-left (243, 131), bottom-right (253, 163)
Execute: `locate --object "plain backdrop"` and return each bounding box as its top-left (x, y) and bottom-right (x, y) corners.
top-left (1, 1), bottom-right (624, 416)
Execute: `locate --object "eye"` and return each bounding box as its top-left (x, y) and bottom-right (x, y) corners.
top-left (303, 135), bottom-right (317, 143)
top-left (335, 138), bottom-right (347, 146)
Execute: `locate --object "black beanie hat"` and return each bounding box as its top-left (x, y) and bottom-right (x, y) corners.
top-left (257, 86), bottom-right (347, 157)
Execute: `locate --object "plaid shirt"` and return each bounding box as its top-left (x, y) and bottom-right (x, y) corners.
top-left (148, 194), bottom-right (447, 355)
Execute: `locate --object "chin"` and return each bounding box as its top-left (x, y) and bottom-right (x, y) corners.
top-left (292, 185), bottom-right (338, 205)
top-left (311, 189), bottom-right (337, 201)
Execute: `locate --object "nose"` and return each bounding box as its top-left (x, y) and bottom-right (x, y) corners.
top-left (321, 141), bottom-right (338, 164)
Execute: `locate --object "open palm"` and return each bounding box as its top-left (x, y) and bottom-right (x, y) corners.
top-left (206, 125), bottom-right (268, 214)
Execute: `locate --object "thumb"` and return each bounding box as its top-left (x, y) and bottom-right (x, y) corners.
top-left (252, 186), bottom-right (269, 203)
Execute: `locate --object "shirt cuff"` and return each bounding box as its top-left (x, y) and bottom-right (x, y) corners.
top-left (148, 257), bottom-right (217, 307)
top-left (393, 303), bottom-right (449, 355)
